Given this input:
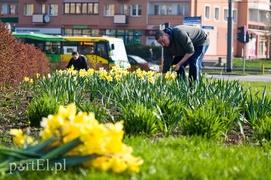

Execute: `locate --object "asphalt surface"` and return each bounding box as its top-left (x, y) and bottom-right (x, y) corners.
top-left (205, 74), bottom-right (271, 82)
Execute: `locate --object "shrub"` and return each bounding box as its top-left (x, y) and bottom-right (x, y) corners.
top-left (253, 117), bottom-right (271, 144)
top-left (27, 93), bottom-right (59, 127)
top-left (180, 99), bottom-right (239, 140)
top-left (154, 98), bottom-right (183, 137)
top-left (0, 20), bottom-right (50, 89)
top-left (120, 103), bottom-right (158, 136)
top-left (125, 44), bottom-right (162, 62)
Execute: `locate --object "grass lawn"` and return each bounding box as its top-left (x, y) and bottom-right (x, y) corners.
top-left (233, 58), bottom-right (271, 69)
top-left (3, 136), bottom-right (271, 180)
top-left (202, 58), bottom-right (271, 75)
top-left (241, 81), bottom-right (271, 95)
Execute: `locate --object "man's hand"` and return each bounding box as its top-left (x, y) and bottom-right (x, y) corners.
top-left (175, 63), bottom-right (181, 72)
top-left (174, 53), bottom-right (193, 72)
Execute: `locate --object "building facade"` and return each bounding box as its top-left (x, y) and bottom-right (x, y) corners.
top-left (1, 0), bottom-right (270, 59)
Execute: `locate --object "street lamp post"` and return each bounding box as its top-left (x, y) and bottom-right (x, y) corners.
top-left (159, 22), bottom-right (170, 68)
top-left (159, 23), bottom-right (165, 65)
top-left (227, 0), bottom-right (233, 72)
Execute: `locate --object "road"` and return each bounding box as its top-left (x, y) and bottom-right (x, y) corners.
top-left (205, 74), bottom-right (271, 82)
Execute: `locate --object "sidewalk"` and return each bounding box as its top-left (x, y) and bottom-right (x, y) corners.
top-left (205, 74), bottom-right (271, 82)
top-left (204, 55), bottom-right (224, 61)
top-left (203, 55), bottom-right (227, 67)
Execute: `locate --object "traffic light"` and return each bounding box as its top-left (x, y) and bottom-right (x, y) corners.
top-left (237, 26), bottom-right (246, 44)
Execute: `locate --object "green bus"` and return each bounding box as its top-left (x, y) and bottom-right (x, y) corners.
top-left (12, 32), bottom-right (130, 70)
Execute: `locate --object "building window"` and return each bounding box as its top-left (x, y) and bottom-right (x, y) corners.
top-left (10, 4), bottom-right (18, 14)
top-left (249, 9), bottom-right (258, 22)
top-left (39, 4), bottom-right (46, 14)
top-left (93, 4), bottom-right (98, 14)
top-left (82, 29), bottom-right (91, 37)
top-left (121, 4), bottom-right (129, 15)
top-left (177, 4), bottom-right (189, 15)
top-left (104, 4), bottom-right (115, 16)
top-left (73, 29), bottom-right (81, 36)
top-left (48, 4), bottom-right (58, 16)
top-left (224, 9), bottom-right (228, 21)
top-left (260, 41), bottom-right (266, 55)
top-left (103, 29), bottom-right (143, 45)
top-left (0, 4), bottom-right (17, 14)
top-left (70, 3), bottom-right (76, 14)
top-left (92, 29), bottom-right (99, 35)
top-left (76, 3), bottom-right (81, 14)
top-left (65, 29), bottom-right (72, 36)
top-left (133, 30), bottom-right (142, 44)
top-left (205, 6), bottom-right (210, 19)
top-left (126, 30), bottom-right (133, 44)
top-left (64, 28), bottom-right (99, 36)
top-left (87, 4), bottom-right (93, 14)
top-left (260, 11), bottom-right (269, 23)
top-left (64, 3), bottom-right (70, 14)
top-left (154, 4), bottom-right (172, 15)
top-left (214, 7), bottom-right (219, 21)
top-left (150, 3), bottom-right (188, 15)
top-left (64, 3), bottom-right (98, 15)
top-left (1, 4), bottom-right (10, 14)
top-left (131, 4), bottom-right (141, 16)
top-left (105, 29), bottom-right (116, 37)
top-left (233, 9), bottom-right (237, 23)
top-left (24, 4), bottom-right (34, 16)
top-left (82, 3), bottom-right (87, 14)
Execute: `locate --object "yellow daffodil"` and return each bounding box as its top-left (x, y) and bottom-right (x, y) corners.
top-left (11, 103), bottom-right (143, 174)
top-left (148, 76), bottom-right (155, 84)
top-left (111, 155), bottom-right (128, 173)
top-left (165, 71), bottom-right (177, 81)
top-left (115, 73), bottom-right (122, 81)
top-left (106, 75), bottom-right (113, 82)
top-left (36, 73), bottom-right (40, 78)
top-left (87, 68), bottom-right (95, 76)
top-left (56, 70), bottom-right (63, 75)
top-left (79, 69), bottom-right (88, 77)
top-left (24, 77), bottom-right (29, 82)
top-left (9, 129), bottom-right (34, 147)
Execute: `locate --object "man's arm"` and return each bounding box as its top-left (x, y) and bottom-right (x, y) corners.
top-left (66, 59), bottom-right (73, 69)
top-left (174, 53), bottom-right (193, 72)
top-left (162, 51), bottom-right (173, 73)
top-left (81, 55), bottom-right (89, 70)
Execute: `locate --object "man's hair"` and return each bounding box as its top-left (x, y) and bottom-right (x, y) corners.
top-left (154, 30), bottom-right (165, 40)
top-left (72, 51), bottom-right (79, 55)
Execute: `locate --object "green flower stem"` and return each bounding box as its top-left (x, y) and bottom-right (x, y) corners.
top-left (25, 136), bottom-right (57, 153)
top-left (49, 154), bottom-right (101, 167)
top-left (41, 137), bottom-right (82, 160)
top-left (0, 148), bottom-right (41, 159)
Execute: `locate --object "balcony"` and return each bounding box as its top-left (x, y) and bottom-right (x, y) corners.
top-left (32, 14), bottom-right (50, 24)
top-left (113, 15), bottom-right (128, 25)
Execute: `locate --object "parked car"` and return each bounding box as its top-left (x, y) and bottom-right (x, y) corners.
top-left (127, 55), bottom-right (160, 72)
top-left (144, 57), bottom-right (158, 64)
